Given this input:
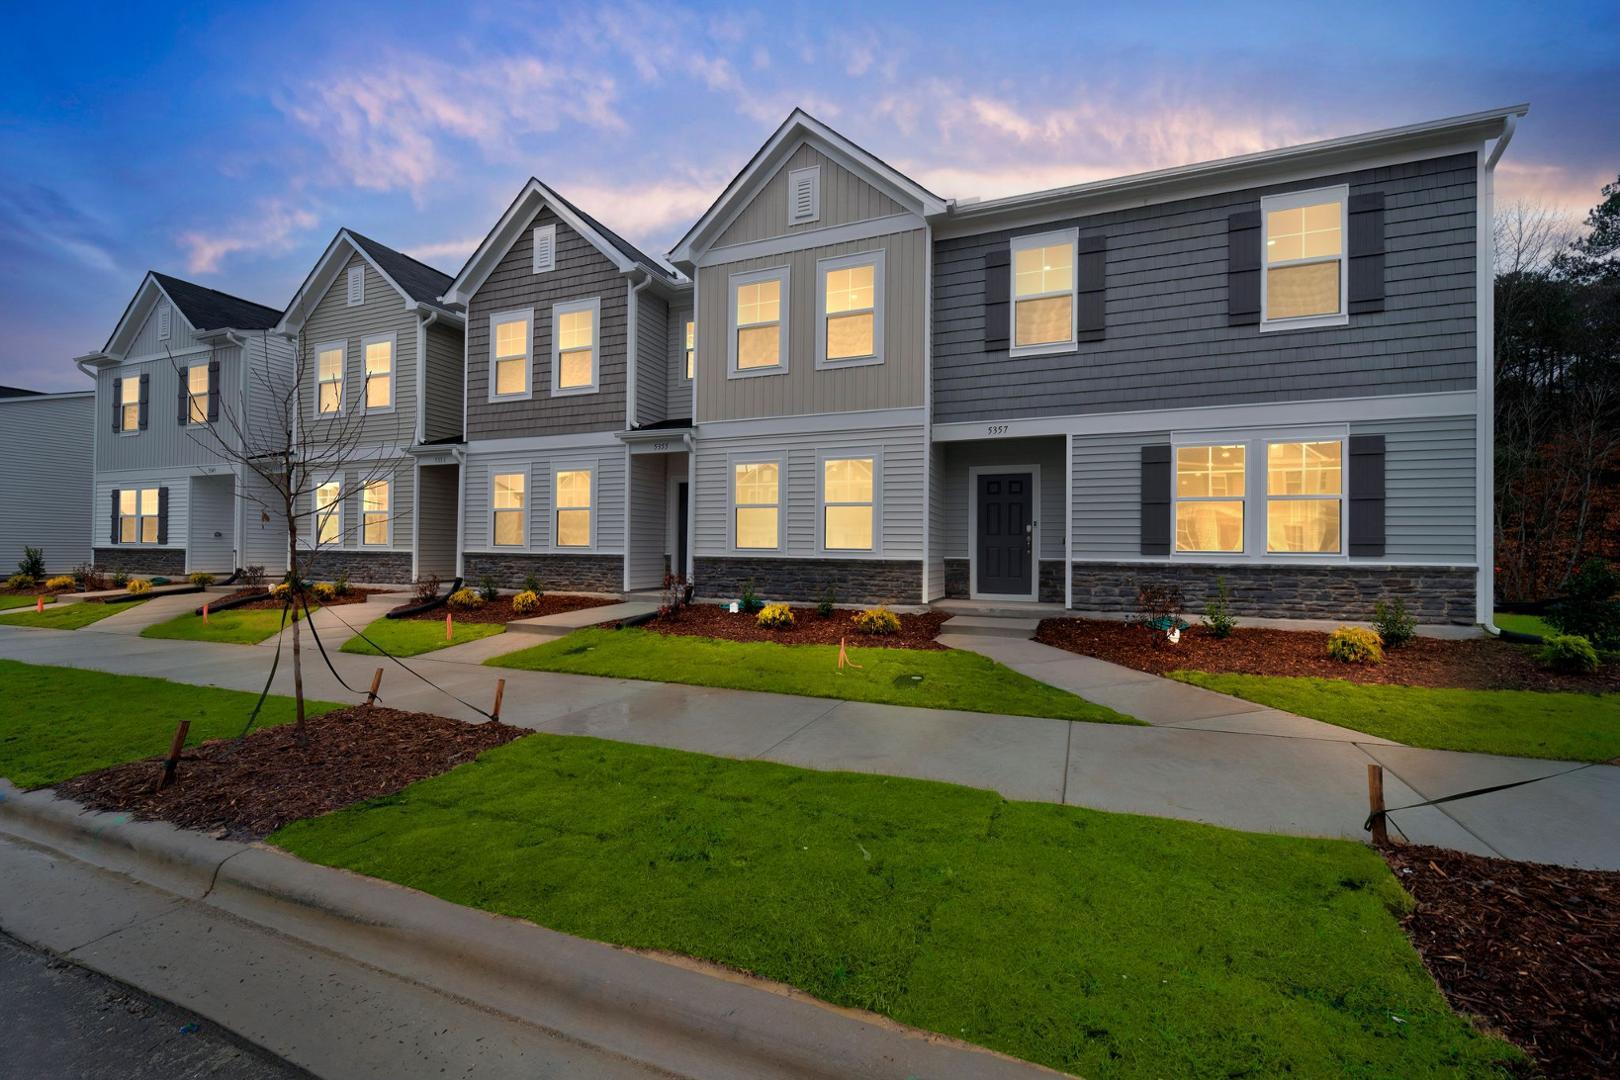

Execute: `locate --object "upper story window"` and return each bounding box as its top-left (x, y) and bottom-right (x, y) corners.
top-left (1261, 186), bottom-right (1347, 328)
top-left (346, 265), bottom-right (365, 306)
top-left (186, 365), bottom-right (210, 425)
top-left (490, 310), bottom-right (532, 400)
top-left (552, 299), bottom-right (599, 395)
top-left (361, 479), bottom-right (390, 545)
top-left (733, 460), bottom-right (780, 549)
top-left (1266, 440), bottom-right (1343, 554)
top-left (1011, 229), bottom-right (1077, 354)
top-left (553, 467), bottom-right (593, 548)
top-left (119, 488), bottom-right (160, 544)
top-left (532, 224), bottom-right (557, 274)
top-left (492, 471), bottom-right (526, 547)
top-left (317, 343), bottom-right (345, 414)
top-left (1174, 444), bottom-right (1246, 554)
top-left (315, 481), bottom-right (342, 545)
top-left (817, 251), bottom-right (884, 368)
top-left (729, 268), bottom-right (789, 377)
top-left (119, 375), bottom-right (142, 432)
top-left (684, 320), bottom-right (695, 380)
top-left (363, 334), bottom-right (394, 411)
top-left (822, 457), bottom-right (876, 551)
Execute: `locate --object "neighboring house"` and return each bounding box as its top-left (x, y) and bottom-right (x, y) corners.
top-left (0, 386), bottom-right (94, 572)
top-left (440, 180), bottom-right (687, 592)
top-left (275, 230), bottom-right (465, 583)
top-left (75, 273), bottom-right (293, 577)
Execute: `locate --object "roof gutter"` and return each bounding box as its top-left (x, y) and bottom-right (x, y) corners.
top-left (1477, 111), bottom-right (1520, 638)
top-left (415, 301), bottom-right (465, 328)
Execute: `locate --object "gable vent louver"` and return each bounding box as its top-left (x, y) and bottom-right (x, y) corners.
top-left (158, 304), bottom-right (171, 340)
top-left (533, 224), bottom-right (557, 274)
top-left (788, 166), bottom-right (821, 225)
top-left (346, 264), bottom-right (365, 306)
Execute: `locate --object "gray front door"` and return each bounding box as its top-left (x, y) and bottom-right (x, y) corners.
top-left (975, 472), bottom-right (1033, 596)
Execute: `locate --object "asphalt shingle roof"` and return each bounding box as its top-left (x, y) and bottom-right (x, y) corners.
top-left (150, 273), bottom-right (281, 331)
top-left (346, 231), bottom-right (456, 307)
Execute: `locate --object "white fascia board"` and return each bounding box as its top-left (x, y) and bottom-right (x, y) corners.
top-left (275, 230), bottom-right (418, 337)
top-left (696, 405), bottom-right (927, 441)
top-left (103, 273), bottom-right (198, 358)
top-left (462, 429), bottom-right (626, 456)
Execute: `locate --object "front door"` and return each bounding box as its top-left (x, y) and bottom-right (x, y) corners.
top-left (975, 471), bottom-right (1034, 597)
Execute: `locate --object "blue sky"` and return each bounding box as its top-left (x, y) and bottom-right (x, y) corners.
top-left (2, 0), bottom-right (1616, 390)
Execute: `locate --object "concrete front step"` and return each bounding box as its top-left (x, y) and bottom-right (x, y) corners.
top-left (938, 615), bottom-right (1041, 640)
top-left (505, 600), bottom-right (660, 637)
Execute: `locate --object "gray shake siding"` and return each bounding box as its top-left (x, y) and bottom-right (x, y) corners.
top-left (633, 287), bottom-right (670, 426)
top-left (465, 205), bottom-right (627, 439)
top-left (667, 304), bottom-right (693, 419)
top-left (422, 320), bottom-right (464, 443)
top-left (0, 392), bottom-right (94, 572)
top-left (932, 153), bottom-right (1477, 423)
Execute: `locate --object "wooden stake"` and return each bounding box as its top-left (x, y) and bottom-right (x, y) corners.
top-left (157, 720), bottom-right (191, 792)
top-left (446, 611), bottom-right (453, 641)
top-left (1366, 763), bottom-right (1389, 846)
top-left (365, 667), bottom-right (384, 707)
top-left (491, 678), bottom-right (506, 722)
top-left (202, 602), bottom-right (209, 623)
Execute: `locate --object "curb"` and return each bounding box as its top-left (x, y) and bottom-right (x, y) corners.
top-left (0, 780), bottom-right (1065, 1080)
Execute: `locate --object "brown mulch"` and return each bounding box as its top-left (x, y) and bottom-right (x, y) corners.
top-left (1034, 618), bottom-right (1620, 693)
top-left (1384, 845), bottom-right (1619, 1079)
top-left (395, 593), bottom-right (618, 625)
top-left (220, 586), bottom-right (389, 611)
top-left (642, 603), bottom-right (950, 650)
top-left (55, 706), bottom-right (528, 842)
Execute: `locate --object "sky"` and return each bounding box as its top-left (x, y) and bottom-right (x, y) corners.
top-left (2, 0), bottom-right (1616, 391)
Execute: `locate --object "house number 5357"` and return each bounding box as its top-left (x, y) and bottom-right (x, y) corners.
top-left (986, 424), bottom-right (1010, 436)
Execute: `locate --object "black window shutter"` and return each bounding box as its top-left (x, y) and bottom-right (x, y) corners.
top-left (110, 489), bottom-right (120, 544)
top-left (157, 487), bottom-right (170, 546)
top-left (177, 367), bottom-right (189, 425)
top-left (1227, 210), bottom-right (1261, 326)
top-left (138, 372), bottom-right (150, 430)
top-left (1140, 444), bottom-right (1172, 556)
top-left (983, 248), bottom-right (1010, 352)
top-left (112, 388), bottom-right (121, 432)
top-left (1347, 435), bottom-right (1386, 557)
top-left (1347, 192), bottom-right (1386, 314)
top-left (1077, 235), bottom-right (1107, 341)
top-left (207, 358), bottom-right (221, 422)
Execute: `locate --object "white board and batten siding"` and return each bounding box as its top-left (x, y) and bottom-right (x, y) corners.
top-left (462, 447), bottom-right (627, 554)
top-left (0, 392), bottom-right (94, 571)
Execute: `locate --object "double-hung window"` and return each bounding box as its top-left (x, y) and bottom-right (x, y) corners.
top-left (316, 343), bottom-right (344, 414)
top-left (822, 457), bottom-right (875, 551)
top-left (361, 480), bottom-right (390, 545)
top-left (552, 299), bottom-right (598, 394)
top-left (186, 365), bottom-right (210, 424)
top-left (817, 252), bottom-right (883, 367)
top-left (733, 461), bottom-right (780, 549)
top-left (1011, 229), bottom-right (1077, 353)
top-left (119, 376), bottom-right (141, 431)
top-left (314, 481), bottom-right (342, 545)
top-left (1266, 440), bottom-right (1343, 553)
top-left (119, 488), bottom-right (159, 544)
top-left (490, 310), bottom-right (532, 399)
top-left (553, 468), bottom-right (592, 548)
top-left (1174, 445), bottom-right (1246, 554)
top-left (729, 268), bottom-right (788, 375)
top-left (492, 471), bottom-right (526, 547)
top-left (684, 320), bottom-right (695, 380)
top-left (1261, 186), bottom-right (1347, 327)
top-left (363, 334), bottom-right (393, 410)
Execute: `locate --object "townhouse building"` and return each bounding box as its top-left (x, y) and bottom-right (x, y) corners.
top-left (0, 386), bottom-right (94, 572)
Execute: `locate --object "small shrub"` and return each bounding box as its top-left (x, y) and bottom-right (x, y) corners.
top-left (111, 571), bottom-right (130, 588)
top-left (1202, 577), bottom-right (1236, 639)
top-left (658, 573), bottom-right (690, 620)
top-left (852, 606), bottom-right (901, 636)
top-left (1371, 598), bottom-right (1416, 648)
top-left (1546, 558), bottom-right (1620, 649)
top-left (5, 573), bottom-right (37, 591)
top-left (1326, 626), bottom-right (1383, 664)
top-left (332, 572), bottom-right (351, 596)
top-left (243, 564), bottom-right (266, 587)
top-left (739, 579), bottom-right (763, 613)
top-left (448, 587), bottom-right (485, 611)
top-left (43, 575), bottom-right (76, 592)
top-left (150, 577), bottom-right (170, 586)
top-left (188, 571), bottom-right (216, 587)
top-left (412, 574), bottom-right (441, 605)
top-left (478, 575), bottom-right (500, 603)
top-left (817, 586), bottom-right (837, 618)
top-left (523, 573), bottom-right (543, 596)
top-left (1134, 582), bottom-right (1184, 632)
top-left (310, 581), bottom-right (338, 602)
top-left (756, 602), bottom-right (795, 629)
top-left (511, 589), bottom-right (542, 616)
top-left (18, 546), bottom-right (45, 581)
top-left (269, 582), bottom-right (293, 601)
top-left (1538, 634), bottom-right (1599, 674)
top-left (73, 563), bottom-right (107, 591)
top-left (125, 578), bottom-right (153, 596)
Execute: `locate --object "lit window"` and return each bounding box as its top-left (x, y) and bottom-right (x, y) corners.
top-left (363, 336), bottom-right (393, 410)
top-left (684, 320), bottom-right (694, 380)
top-left (732, 270), bottom-right (787, 373)
top-left (554, 469), bottom-right (592, 547)
top-left (1175, 445), bottom-right (1246, 553)
top-left (491, 311), bottom-right (531, 398)
top-left (492, 472), bottom-right (525, 547)
top-left (734, 461), bottom-right (779, 549)
top-left (823, 457), bottom-right (874, 551)
top-left (552, 300), bottom-right (597, 393)
top-left (1266, 440), bottom-right (1342, 553)
top-left (315, 481), bottom-right (342, 545)
top-left (1262, 189), bottom-right (1346, 323)
top-left (818, 252), bottom-right (883, 366)
top-left (317, 344), bottom-right (344, 414)
top-left (120, 376), bottom-right (141, 431)
top-left (186, 365), bottom-right (210, 424)
top-left (118, 487), bottom-right (160, 544)
top-left (362, 480), bottom-right (390, 545)
top-left (1011, 231), bottom-right (1076, 351)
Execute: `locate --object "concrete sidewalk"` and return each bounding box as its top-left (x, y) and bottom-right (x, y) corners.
top-left (0, 622), bottom-right (1615, 868)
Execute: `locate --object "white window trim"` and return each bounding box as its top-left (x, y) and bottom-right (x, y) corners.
top-left (681, 318), bottom-right (695, 383)
top-left (727, 266), bottom-right (790, 379)
top-left (313, 340), bottom-right (347, 417)
top-left (360, 332), bottom-right (397, 414)
top-left (359, 476), bottom-right (393, 549)
top-left (550, 297), bottom-right (601, 397)
top-left (815, 250), bottom-right (885, 370)
top-left (488, 465), bottom-right (531, 551)
top-left (185, 363), bottom-right (210, 426)
top-left (118, 375), bottom-right (142, 436)
top-left (1009, 227), bottom-right (1079, 358)
top-left (532, 223), bottom-right (557, 274)
top-left (1259, 184), bottom-right (1350, 332)
top-left (1169, 425), bottom-right (1350, 563)
top-left (118, 487), bottom-right (161, 546)
top-left (311, 478), bottom-right (343, 549)
top-left (346, 264), bottom-right (365, 306)
top-left (816, 448), bottom-right (883, 556)
top-left (727, 451), bottom-right (785, 553)
top-left (788, 165), bottom-right (821, 225)
top-left (488, 307), bottom-right (535, 402)
top-left (549, 461), bottom-right (597, 552)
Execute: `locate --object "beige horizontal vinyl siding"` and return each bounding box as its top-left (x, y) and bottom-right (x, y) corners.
top-left (715, 142), bottom-right (905, 247)
top-left (299, 253), bottom-right (419, 451)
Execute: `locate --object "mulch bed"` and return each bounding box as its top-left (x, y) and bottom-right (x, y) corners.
top-left (642, 603), bottom-right (950, 650)
top-left (55, 706), bottom-right (528, 842)
top-left (394, 593), bottom-right (619, 625)
top-left (1384, 845), bottom-right (1619, 1079)
top-left (221, 586), bottom-right (390, 611)
top-left (1034, 618), bottom-right (1620, 693)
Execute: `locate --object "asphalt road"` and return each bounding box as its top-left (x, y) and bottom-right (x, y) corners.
top-left (0, 931), bottom-right (309, 1080)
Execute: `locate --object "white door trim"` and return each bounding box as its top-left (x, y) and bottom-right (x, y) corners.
top-left (966, 464), bottom-right (1040, 602)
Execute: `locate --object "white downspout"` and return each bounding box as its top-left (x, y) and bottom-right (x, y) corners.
top-left (1477, 113), bottom-right (1518, 636)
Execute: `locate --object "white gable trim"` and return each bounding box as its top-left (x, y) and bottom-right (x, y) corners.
top-left (102, 273), bottom-right (200, 359)
top-left (275, 230), bottom-right (421, 337)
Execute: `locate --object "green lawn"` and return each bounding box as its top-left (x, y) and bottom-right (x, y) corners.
top-left (0, 593), bottom-right (56, 610)
top-left (274, 735), bottom-right (1520, 1078)
top-left (141, 606), bottom-right (304, 645)
top-left (490, 627), bottom-right (1137, 724)
top-left (0, 659), bottom-right (343, 788)
top-left (0, 598), bottom-right (145, 630)
top-left (1494, 611), bottom-right (1557, 638)
top-left (339, 617), bottom-right (505, 657)
top-left (1175, 672), bottom-right (1620, 761)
